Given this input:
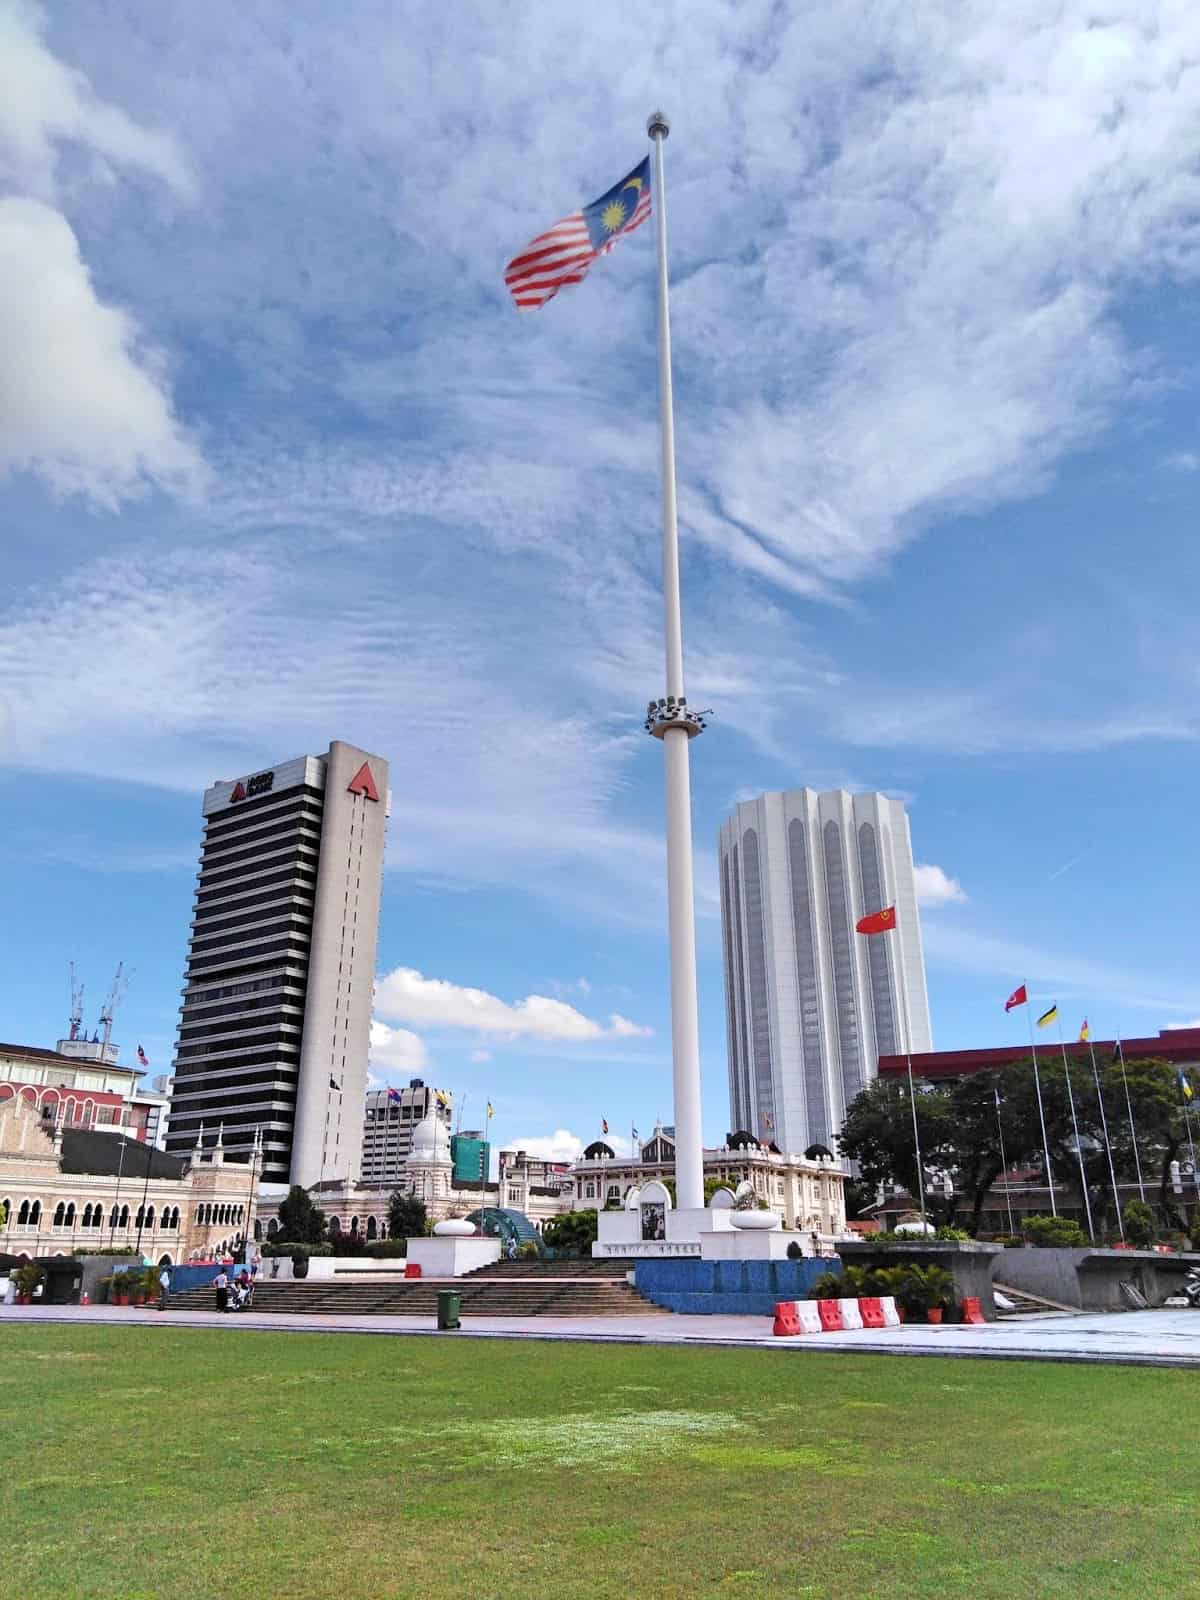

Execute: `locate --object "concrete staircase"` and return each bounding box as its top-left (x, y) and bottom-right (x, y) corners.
top-left (993, 1281), bottom-right (1078, 1318)
top-left (167, 1267), bottom-right (662, 1319)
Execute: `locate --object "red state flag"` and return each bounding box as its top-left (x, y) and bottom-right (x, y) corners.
top-left (1005, 984), bottom-right (1028, 1012)
top-left (855, 906), bottom-right (896, 935)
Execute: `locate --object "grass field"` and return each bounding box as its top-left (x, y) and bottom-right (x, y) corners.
top-left (4, 1325), bottom-right (1195, 1600)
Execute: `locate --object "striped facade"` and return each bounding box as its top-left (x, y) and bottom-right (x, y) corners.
top-left (165, 742), bottom-right (388, 1187)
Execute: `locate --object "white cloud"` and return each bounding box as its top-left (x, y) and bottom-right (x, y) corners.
top-left (0, 196), bottom-right (204, 506)
top-left (505, 1128), bottom-right (631, 1162)
top-left (468, 1049), bottom-right (492, 1064)
top-left (0, 5), bottom-right (201, 506)
top-left (375, 967), bottom-right (652, 1043)
top-left (1162, 452), bottom-right (1200, 473)
top-left (1164, 1021), bottom-right (1200, 1032)
top-left (368, 1021), bottom-right (428, 1074)
top-left (913, 863), bottom-right (967, 907)
top-left (0, 2), bottom-right (195, 200)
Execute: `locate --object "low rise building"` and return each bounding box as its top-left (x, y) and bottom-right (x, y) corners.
top-left (360, 1080), bottom-right (453, 1185)
top-left (0, 1096), bottom-right (258, 1264)
top-left (570, 1122), bottom-right (846, 1237)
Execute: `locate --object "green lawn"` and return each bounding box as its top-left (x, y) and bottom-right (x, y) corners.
top-left (3, 1326), bottom-right (1194, 1599)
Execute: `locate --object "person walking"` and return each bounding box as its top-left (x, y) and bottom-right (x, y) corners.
top-left (213, 1266), bottom-right (229, 1313)
top-left (158, 1265), bottom-right (171, 1312)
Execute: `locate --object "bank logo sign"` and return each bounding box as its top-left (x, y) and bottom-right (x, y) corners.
top-left (347, 762), bottom-right (380, 802)
top-left (229, 770), bottom-right (275, 804)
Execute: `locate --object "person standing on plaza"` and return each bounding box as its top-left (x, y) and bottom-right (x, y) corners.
top-left (158, 1265), bottom-right (171, 1312)
top-left (213, 1267), bottom-right (229, 1313)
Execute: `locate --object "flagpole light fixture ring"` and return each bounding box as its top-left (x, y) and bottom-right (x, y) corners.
top-left (644, 694), bottom-right (710, 739)
top-left (647, 109), bottom-right (670, 140)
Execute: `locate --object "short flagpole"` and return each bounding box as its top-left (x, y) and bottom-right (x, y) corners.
top-left (1025, 996), bottom-right (1057, 1216)
top-left (1087, 1036), bottom-right (1123, 1239)
top-left (1114, 1035), bottom-right (1146, 1203)
top-left (645, 109), bottom-right (704, 1214)
top-left (994, 1088), bottom-right (1016, 1237)
top-left (1056, 1020), bottom-right (1094, 1241)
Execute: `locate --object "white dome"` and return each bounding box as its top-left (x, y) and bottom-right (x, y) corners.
top-left (408, 1106), bottom-right (451, 1164)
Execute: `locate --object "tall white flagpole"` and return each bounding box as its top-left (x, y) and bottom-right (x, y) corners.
top-left (1086, 1036), bottom-right (1123, 1240)
top-left (1114, 1035), bottom-right (1147, 1202)
top-left (1056, 1019), bottom-right (1094, 1241)
top-left (1025, 996), bottom-right (1057, 1216)
top-left (645, 109), bottom-right (705, 1214)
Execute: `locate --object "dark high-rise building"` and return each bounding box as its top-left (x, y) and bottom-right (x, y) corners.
top-left (165, 741), bottom-right (388, 1186)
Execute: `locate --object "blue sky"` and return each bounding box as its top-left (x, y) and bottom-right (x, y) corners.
top-left (3, 2), bottom-right (1200, 1166)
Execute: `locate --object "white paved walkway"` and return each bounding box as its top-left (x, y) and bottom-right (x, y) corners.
top-left (5, 1303), bottom-right (1200, 1367)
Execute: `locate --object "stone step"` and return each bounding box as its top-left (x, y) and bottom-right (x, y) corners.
top-left (167, 1278), bottom-right (665, 1318)
top-left (993, 1281), bottom-right (1079, 1317)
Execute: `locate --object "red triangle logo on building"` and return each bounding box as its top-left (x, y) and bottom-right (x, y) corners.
top-left (230, 781), bottom-right (246, 803)
top-left (347, 762), bottom-right (380, 802)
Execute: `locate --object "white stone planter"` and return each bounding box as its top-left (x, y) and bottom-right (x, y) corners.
top-left (433, 1218), bottom-right (476, 1237)
top-left (729, 1210), bottom-right (782, 1231)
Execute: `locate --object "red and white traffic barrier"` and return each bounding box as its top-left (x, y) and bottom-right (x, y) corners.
top-left (773, 1292), bottom-right (906, 1336)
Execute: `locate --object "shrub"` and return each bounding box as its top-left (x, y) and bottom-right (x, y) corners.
top-left (72, 1247), bottom-right (137, 1257)
top-left (1122, 1199), bottom-right (1157, 1250)
top-left (864, 1264), bottom-right (910, 1298)
top-left (1023, 1214), bottom-right (1088, 1247)
top-left (517, 1240), bottom-right (541, 1260)
top-left (934, 1225), bottom-right (972, 1241)
top-left (365, 1240), bottom-right (408, 1259)
top-left (786, 1240), bottom-right (804, 1260)
top-left (261, 1241), bottom-right (333, 1259)
top-left (808, 1270), bottom-right (843, 1300)
top-left (838, 1264), bottom-right (868, 1297)
top-left (13, 1262), bottom-right (43, 1299)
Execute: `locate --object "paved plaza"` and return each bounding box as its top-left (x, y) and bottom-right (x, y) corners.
top-left (6, 1302), bottom-right (1200, 1367)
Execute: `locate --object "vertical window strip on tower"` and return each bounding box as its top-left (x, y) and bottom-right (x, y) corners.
top-left (857, 821), bottom-right (898, 1055)
top-left (729, 842), bottom-right (752, 1133)
top-left (788, 817), bottom-right (828, 1147)
top-left (741, 828), bottom-right (777, 1139)
top-left (721, 851), bottom-right (747, 1134)
top-left (822, 819), bottom-right (862, 1113)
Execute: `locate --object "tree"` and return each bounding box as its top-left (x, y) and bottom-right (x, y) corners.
top-left (703, 1176), bottom-right (736, 1204)
top-left (838, 1079), bottom-right (959, 1223)
top-left (276, 1185), bottom-right (326, 1245)
top-left (1122, 1198), bottom-right (1156, 1249)
top-left (387, 1191), bottom-right (427, 1240)
top-left (541, 1210), bottom-right (598, 1254)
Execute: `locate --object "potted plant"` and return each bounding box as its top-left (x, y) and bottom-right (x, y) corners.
top-left (13, 1262), bottom-right (43, 1304)
top-left (142, 1266), bottom-right (161, 1303)
top-left (111, 1272), bottom-right (131, 1306)
top-left (914, 1263), bottom-right (956, 1324)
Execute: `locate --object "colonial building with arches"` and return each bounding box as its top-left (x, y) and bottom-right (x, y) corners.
top-left (0, 1096), bottom-right (258, 1264)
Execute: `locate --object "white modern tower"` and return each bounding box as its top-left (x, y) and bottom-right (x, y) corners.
top-left (719, 789), bottom-right (933, 1156)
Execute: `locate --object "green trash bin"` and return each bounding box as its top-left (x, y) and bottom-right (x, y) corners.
top-left (437, 1289), bottom-right (461, 1330)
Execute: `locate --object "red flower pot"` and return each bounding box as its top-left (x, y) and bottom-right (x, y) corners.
top-left (927, 1307), bottom-right (944, 1325)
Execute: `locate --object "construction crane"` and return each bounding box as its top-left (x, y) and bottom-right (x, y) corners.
top-left (98, 962), bottom-right (131, 1053)
top-left (68, 963), bottom-right (85, 1042)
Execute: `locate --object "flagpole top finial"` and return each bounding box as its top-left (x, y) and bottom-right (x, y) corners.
top-left (647, 109), bottom-right (670, 140)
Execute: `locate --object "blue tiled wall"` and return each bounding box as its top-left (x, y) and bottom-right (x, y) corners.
top-left (635, 1256), bottom-right (840, 1315)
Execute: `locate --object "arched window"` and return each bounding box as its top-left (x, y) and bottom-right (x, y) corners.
top-left (53, 1202), bottom-right (66, 1227)
top-left (267, 1218), bottom-right (278, 1237)
top-left (350, 1215), bottom-right (359, 1235)
top-left (119, 1204), bottom-right (129, 1228)
top-left (109, 1205), bottom-right (119, 1228)
top-left (135, 1206), bottom-right (145, 1229)
top-left (328, 1216), bottom-right (341, 1235)
top-left (29, 1200), bottom-right (41, 1225)
top-left (366, 1216), bottom-right (377, 1240)
top-left (170, 1207), bottom-right (180, 1229)
top-left (17, 1199), bottom-right (30, 1226)
top-left (254, 1219), bottom-right (262, 1241)
top-left (145, 1206), bottom-right (155, 1228)
top-left (65, 1202), bottom-right (76, 1226)
top-left (82, 1204), bottom-right (93, 1229)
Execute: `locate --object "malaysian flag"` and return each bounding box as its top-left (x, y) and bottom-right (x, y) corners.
top-left (136, 1044), bottom-right (149, 1068)
top-left (386, 1087), bottom-right (401, 1104)
top-left (505, 157), bottom-right (651, 310)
